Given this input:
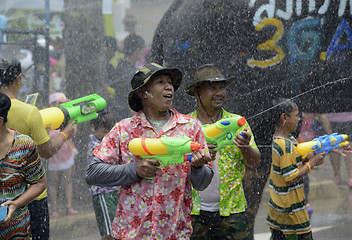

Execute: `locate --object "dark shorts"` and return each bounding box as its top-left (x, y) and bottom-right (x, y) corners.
top-left (191, 211), bottom-right (249, 240)
top-left (92, 191), bottom-right (119, 237)
top-left (270, 228), bottom-right (313, 240)
top-left (28, 197), bottom-right (50, 240)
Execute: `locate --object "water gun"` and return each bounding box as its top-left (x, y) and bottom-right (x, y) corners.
top-left (202, 116), bottom-right (247, 151)
top-left (297, 133), bottom-right (349, 156)
top-left (128, 136), bottom-right (202, 168)
top-left (40, 94), bottom-right (106, 130)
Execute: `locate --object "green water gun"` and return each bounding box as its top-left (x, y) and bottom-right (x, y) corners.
top-left (128, 136), bottom-right (202, 167)
top-left (202, 116), bottom-right (247, 151)
top-left (128, 136), bottom-right (202, 179)
top-left (40, 94), bottom-right (106, 130)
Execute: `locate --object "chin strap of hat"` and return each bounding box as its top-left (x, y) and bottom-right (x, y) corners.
top-left (197, 92), bottom-right (221, 124)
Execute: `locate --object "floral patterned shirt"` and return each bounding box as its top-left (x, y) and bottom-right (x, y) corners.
top-left (189, 109), bottom-right (258, 216)
top-left (93, 109), bottom-right (208, 240)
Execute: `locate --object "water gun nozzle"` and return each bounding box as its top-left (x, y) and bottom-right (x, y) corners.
top-left (237, 117), bottom-right (246, 127)
top-left (190, 142), bottom-right (202, 151)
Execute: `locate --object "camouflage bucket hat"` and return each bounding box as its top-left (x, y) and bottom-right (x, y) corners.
top-left (185, 64), bottom-right (235, 96)
top-left (128, 63), bottom-right (182, 112)
top-left (0, 59), bottom-right (22, 86)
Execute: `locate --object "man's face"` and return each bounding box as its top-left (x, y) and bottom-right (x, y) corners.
top-left (196, 81), bottom-right (227, 110)
top-left (142, 74), bottom-right (174, 112)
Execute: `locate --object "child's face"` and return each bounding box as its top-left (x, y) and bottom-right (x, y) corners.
top-left (286, 106), bottom-right (301, 132)
top-left (94, 126), bottom-right (110, 140)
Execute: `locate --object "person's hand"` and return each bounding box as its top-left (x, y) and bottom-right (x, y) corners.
top-left (61, 121), bottom-right (76, 139)
top-left (136, 158), bottom-right (159, 178)
top-left (0, 200), bottom-right (19, 225)
top-left (331, 143), bottom-right (352, 157)
top-left (207, 144), bottom-right (218, 160)
top-left (234, 128), bottom-right (251, 148)
top-left (191, 149), bottom-right (211, 167)
top-left (307, 151), bottom-right (325, 168)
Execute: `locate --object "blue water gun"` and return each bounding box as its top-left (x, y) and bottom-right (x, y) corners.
top-left (297, 133), bottom-right (349, 156)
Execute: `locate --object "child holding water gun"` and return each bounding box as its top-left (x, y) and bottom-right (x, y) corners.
top-left (266, 98), bottom-right (325, 239)
top-left (87, 111), bottom-right (119, 240)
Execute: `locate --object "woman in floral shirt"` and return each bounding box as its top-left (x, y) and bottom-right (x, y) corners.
top-left (86, 63), bottom-right (213, 240)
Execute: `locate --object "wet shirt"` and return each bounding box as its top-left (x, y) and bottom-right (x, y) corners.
top-left (7, 99), bottom-right (49, 200)
top-left (189, 109), bottom-right (258, 216)
top-left (266, 137), bottom-right (311, 235)
top-left (93, 108), bottom-right (208, 240)
top-left (0, 131), bottom-right (45, 239)
top-left (7, 99), bottom-right (50, 145)
top-left (87, 134), bottom-right (119, 195)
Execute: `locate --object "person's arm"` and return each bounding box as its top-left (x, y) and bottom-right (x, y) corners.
top-left (234, 128), bottom-right (261, 168)
top-left (191, 165), bottom-right (214, 190)
top-left (189, 121), bottom-right (214, 190)
top-left (319, 114), bottom-right (333, 134)
top-left (287, 152), bottom-right (325, 186)
top-left (1, 175), bottom-right (46, 224)
top-left (37, 121), bottom-right (76, 159)
top-left (86, 156), bottom-right (141, 186)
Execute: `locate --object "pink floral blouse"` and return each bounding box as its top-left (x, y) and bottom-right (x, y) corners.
top-left (93, 109), bottom-right (208, 240)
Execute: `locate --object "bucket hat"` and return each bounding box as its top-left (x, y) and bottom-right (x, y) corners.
top-left (185, 64), bottom-right (235, 96)
top-left (128, 63), bottom-right (182, 112)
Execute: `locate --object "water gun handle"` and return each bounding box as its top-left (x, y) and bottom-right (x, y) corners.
top-left (239, 133), bottom-right (247, 138)
top-left (140, 154), bottom-right (190, 168)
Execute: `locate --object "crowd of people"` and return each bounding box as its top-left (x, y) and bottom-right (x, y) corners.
top-left (0, 30), bottom-right (351, 240)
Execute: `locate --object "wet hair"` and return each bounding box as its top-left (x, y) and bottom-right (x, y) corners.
top-left (0, 92), bottom-right (11, 123)
top-left (124, 34), bottom-right (145, 56)
top-left (103, 36), bottom-right (118, 51)
top-left (0, 58), bottom-right (22, 87)
top-left (271, 98), bottom-right (297, 126)
top-left (91, 110), bottom-right (115, 130)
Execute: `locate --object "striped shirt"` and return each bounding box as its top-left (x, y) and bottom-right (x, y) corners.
top-left (0, 131), bottom-right (45, 239)
top-left (266, 137), bottom-right (311, 235)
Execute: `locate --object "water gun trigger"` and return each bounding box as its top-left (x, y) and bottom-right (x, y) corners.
top-left (239, 132), bottom-right (247, 138)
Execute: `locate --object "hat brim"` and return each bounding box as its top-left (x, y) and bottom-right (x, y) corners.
top-left (128, 68), bottom-right (183, 112)
top-left (185, 77), bottom-right (235, 96)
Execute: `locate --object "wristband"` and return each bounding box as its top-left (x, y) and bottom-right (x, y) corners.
top-left (59, 131), bottom-right (68, 140)
top-left (305, 162), bottom-right (311, 173)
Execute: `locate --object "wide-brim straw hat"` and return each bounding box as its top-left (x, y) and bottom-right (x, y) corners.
top-left (128, 63), bottom-right (182, 112)
top-left (185, 64), bottom-right (235, 96)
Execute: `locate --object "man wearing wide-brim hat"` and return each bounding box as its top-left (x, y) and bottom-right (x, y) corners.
top-left (86, 62), bottom-right (213, 240)
top-left (186, 64), bottom-right (261, 239)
